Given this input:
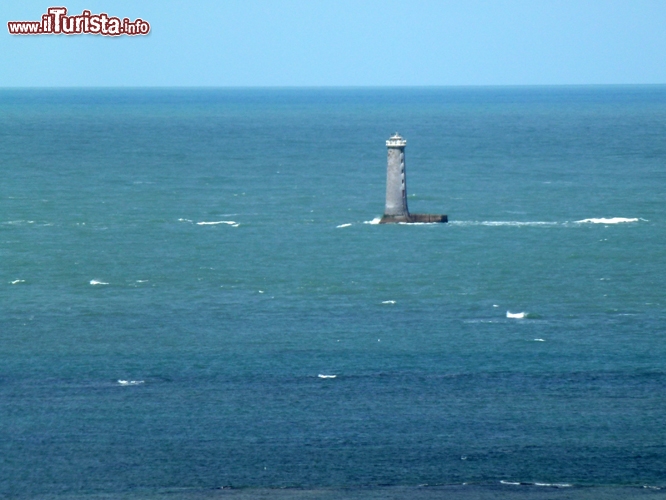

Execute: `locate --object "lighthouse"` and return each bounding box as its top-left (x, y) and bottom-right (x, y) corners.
top-left (383, 133), bottom-right (409, 219)
top-left (379, 133), bottom-right (447, 224)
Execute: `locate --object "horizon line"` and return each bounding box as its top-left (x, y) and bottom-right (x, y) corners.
top-left (2, 83), bottom-right (666, 90)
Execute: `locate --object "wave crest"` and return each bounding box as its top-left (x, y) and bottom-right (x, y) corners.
top-left (196, 221), bottom-right (238, 226)
top-left (576, 217), bottom-right (639, 224)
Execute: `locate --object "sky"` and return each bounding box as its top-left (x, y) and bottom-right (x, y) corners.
top-left (2, 0), bottom-right (666, 87)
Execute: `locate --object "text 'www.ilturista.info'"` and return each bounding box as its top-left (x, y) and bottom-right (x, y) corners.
top-left (8, 7), bottom-right (150, 36)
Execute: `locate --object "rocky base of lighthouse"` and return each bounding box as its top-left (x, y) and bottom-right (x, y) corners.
top-left (379, 213), bottom-right (448, 224)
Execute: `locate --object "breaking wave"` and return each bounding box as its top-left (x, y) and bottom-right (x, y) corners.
top-left (449, 218), bottom-right (645, 227)
top-left (3, 220), bottom-right (36, 225)
top-left (397, 222), bottom-right (439, 225)
top-left (196, 221), bottom-right (238, 226)
top-left (117, 380), bottom-right (144, 386)
top-left (501, 480), bottom-right (572, 488)
top-left (450, 221), bottom-right (558, 227)
top-left (506, 311), bottom-right (526, 319)
top-left (575, 217), bottom-right (640, 224)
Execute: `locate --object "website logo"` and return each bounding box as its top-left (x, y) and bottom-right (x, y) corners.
top-left (8, 7), bottom-right (150, 36)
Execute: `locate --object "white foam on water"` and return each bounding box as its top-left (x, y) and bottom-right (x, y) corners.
top-left (117, 380), bottom-right (144, 386)
top-left (576, 217), bottom-right (639, 224)
top-left (364, 217), bottom-right (381, 225)
top-left (90, 280), bottom-right (109, 286)
top-left (493, 304), bottom-right (499, 308)
top-left (506, 311), bottom-right (526, 319)
top-left (318, 374), bottom-right (336, 379)
top-left (136, 280), bottom-right (148, 283)
top-left (397, 222), bottom-right (438, 225)
top-left (382, 300), bottom-right (396, 304)
top-left (258, 290), bottom-right (264, 294)
top-left (451, 221), bottom-right (558, 227)
top-left (533, 338), bottom-right (545, 342)
top-left (501, 480), bottom-right (571, 488)
top-left (177, 218), bottom-right (192, 222)
top-left (10, 279), bottom-right (25, 284)
top-left (196, 221), bottom-right (237, 225)
top-left (336, 223), bottom-right (352, 228)
top-left (3, 220), bottom-right (47, 226)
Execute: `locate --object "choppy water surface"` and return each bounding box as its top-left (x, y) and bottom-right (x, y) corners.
top-left (1, 87), bottom-right (665, 498)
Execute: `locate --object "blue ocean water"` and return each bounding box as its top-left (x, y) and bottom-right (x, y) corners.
top-left (1, 87), bottom-right (665, 499)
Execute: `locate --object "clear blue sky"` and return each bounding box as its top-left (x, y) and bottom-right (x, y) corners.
top-left (2, 0), bottom-right (666, 87)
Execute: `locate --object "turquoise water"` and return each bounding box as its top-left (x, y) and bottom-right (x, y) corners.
top-left (1, 87), bottom-right (665, 498)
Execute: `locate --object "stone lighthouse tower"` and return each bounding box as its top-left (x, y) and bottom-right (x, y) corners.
top-left (379, 133), bottom-right (447, 224)
top-left (383, 133), bottom-right (409, 220)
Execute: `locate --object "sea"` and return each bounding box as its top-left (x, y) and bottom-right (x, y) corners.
top-left (1, 87), bottom-right (665, 500)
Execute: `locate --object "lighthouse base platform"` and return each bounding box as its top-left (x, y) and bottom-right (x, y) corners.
top-left (379, 213), bottom-right (448, 224)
